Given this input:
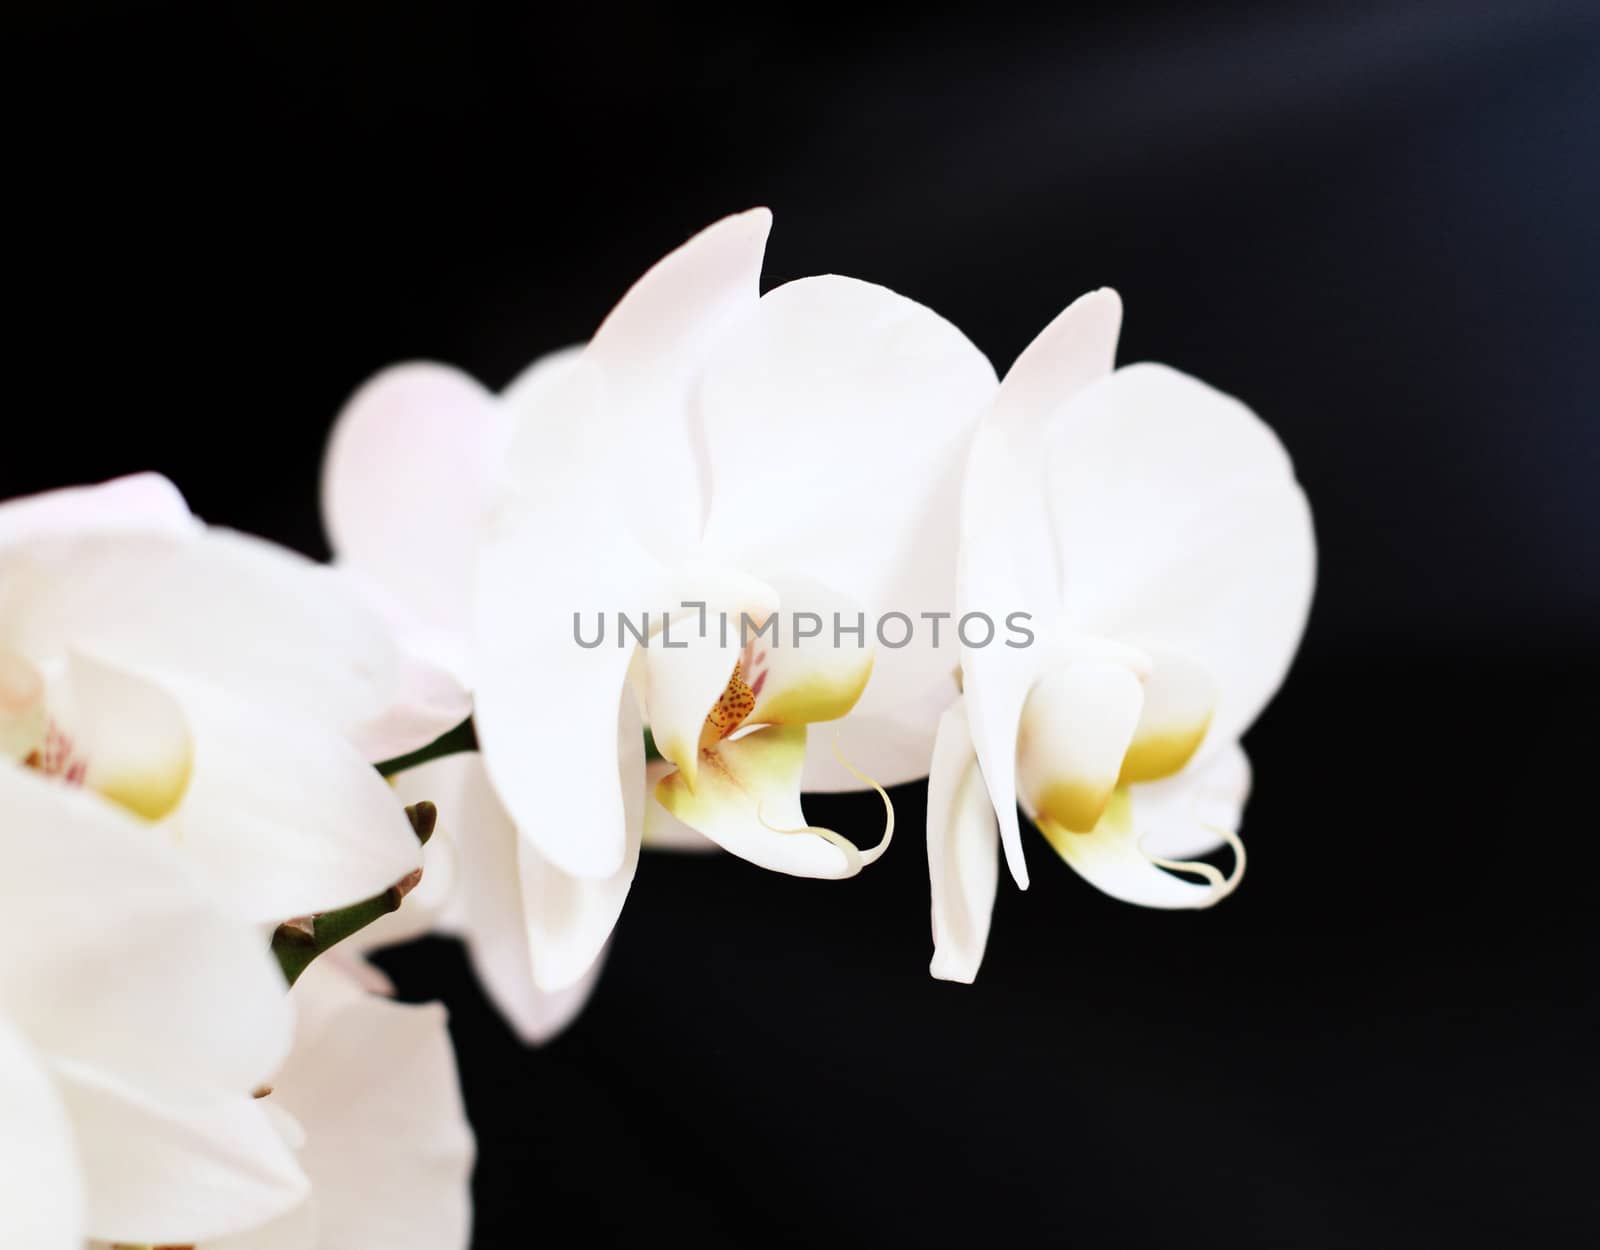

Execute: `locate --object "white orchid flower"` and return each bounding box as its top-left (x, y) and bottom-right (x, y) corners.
top-left (1, 766), bottom-right (304, 1248)
top-left (196, 960), bottom-right (475, 1250)
top-left (928, 289), bottom-right (1315, 982)
top-left (324, 209), bottom-right (997, 999)
top-left (0, 475), bottom-right (427, 925)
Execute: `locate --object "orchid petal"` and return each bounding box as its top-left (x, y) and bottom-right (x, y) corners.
top-left (0, 527), bottom-right (404, 748)
top-left (166, 680), bottom-right (422, 924)
top-left (0, 473), bottom-right (195, 551)
top-left (261, 963), bottom-right (474, 1250)
top-left (475, 366), bottom-right (659, 877)
top-left (0, 766), bottom-right (292, 1096)
top-left (570, 209), bottom-right (771, 554)
top-left (1016, 660), bottom-right (1145, 834)
top-left (1134, 741), bottom-right (1252, 862)
top-left (1046, 362), bottom-right (1314, 757)
top-left (0, 1019), bottom-right (82, 1250)
top-left (743, 576), bottom-right (874, 729)
top-left (642, 759), bottom-right (718, 850)
top-left (392, 745), bottom-right (634, 1002)
top-left (57, 1062), bottom-right (307, 1246)
top-left (654, 724), bottom-right (890, 879)
top-left (1119, 648), bottom-right (1219, 785)
top-left (926, 698), bottom-right (999, 984)
top-left (322, 362), bottom-right (505, 686)
top-left (501, 344), bottom-right (584, 415)
top-left (1039, 784), bottom-right (1245, 911)
top-left (959, 288), bottom-right (1124, 889)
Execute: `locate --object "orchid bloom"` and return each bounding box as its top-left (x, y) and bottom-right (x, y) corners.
top-left (0, 475), bottom-right (428, 925)
top-left (324, 209), bottom-right (997, 1002)
top-left (928, 289), bottom-right (1315, 982)
top-left (1, 766), bottom-right (304, 1249)
top-left (194, 961), bottom-right (475, 1250)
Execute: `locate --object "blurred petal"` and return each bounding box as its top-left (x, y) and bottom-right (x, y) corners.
top-left (167, 680), bottom-right (422, 923)
top-left (0, 473), bottom-right (195, 551)
top-left (267, 964), bottom-right (474, 1250)
top-left (501, 343), bottom-right (584, 414)
top-left (0, 1020), bottom-right (82, 1250)
top-left (57, 1062), bottom-right (307, 1246)
top-left (1, 527), bottom-right (403, 746)
top-left (654, 724), bottom-right (889, 878)
top-left (322, 362), bottom-right (505, 676)
top-left (0, 766), bottom-right (292, 1095)
top-left (926, 699), bottom-right (999, 984)
top-left (1045, 362), bottom-right (1314, 756)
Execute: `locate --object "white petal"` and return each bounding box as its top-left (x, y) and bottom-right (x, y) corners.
top-left (57, 1062), bottom-right (307, 1246)
top-left (268, 965), bottom-right (475, 1250)
top-left (654, 723), bottom-right (889, 879)
top-left (1046, 362), bottom-right (1315, 756)
top-left (1038, 779), bottom-right (1243, 910)
top-left (167, 680), bottom-right (422, 924)
top-left (926, 699), bottom-right (999, 984)
top-left (0, 1020), bottom-right (82, 1250)
top-left (1134, 741), bottom-right (1252, 862)
top-left (322, 362), bottom-right (505, 674)
top-left (957, 289), bottom-right (1124, 888)
top-left (743, 575), bottom-right (875, 729)
top-left (203, 1197), bottom-right (318, 1250)
top-left (0, 473), bottom-right (195, 551)
top-left (0, 765), bottom-right (292, 1095)
top-left (1015, 659), bottom-right (1145, 834)
top-left (392, 750), bottom-right (627, 1019)
top-left (642, 759), bottom-right (718, 850)
top-left (501, 343), bottom-right (585, 414)
top-left (578, 209), bottom-right (772, 554)
top-left (1, 526), bottom-right (405, 747)
top-left (697, 274), bottom-right (997, 784)
top-left (518, 690), bottom-right (642, 992)
top-left (1119, 647), bottom-right (1219, 785)
top-left (474, 364), bottom-right (661, 879)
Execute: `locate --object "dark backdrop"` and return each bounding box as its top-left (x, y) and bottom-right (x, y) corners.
top-left (8, 2), bottom-right (1597, 1247)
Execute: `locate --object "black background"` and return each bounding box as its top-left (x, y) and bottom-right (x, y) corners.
top-left (8, 2), bottom-right (1598, 1247)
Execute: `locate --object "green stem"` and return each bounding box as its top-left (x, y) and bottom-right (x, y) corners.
top-left (270, 801), bottom-right (437, 986)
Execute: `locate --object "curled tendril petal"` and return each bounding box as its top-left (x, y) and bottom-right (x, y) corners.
top-left (1135, 821), bottom-right (1246, 908)
top-left (754, 729), bottom-right (895, 877)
